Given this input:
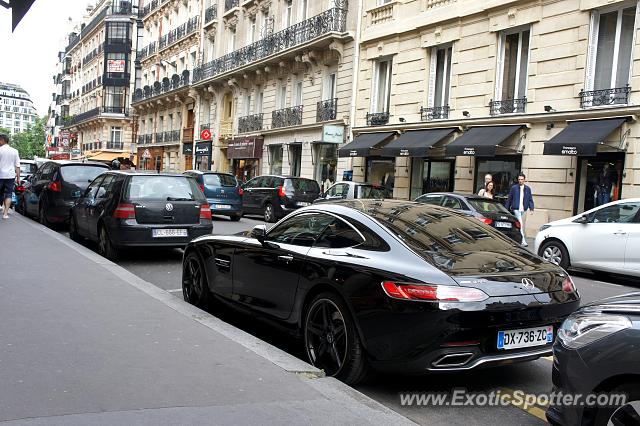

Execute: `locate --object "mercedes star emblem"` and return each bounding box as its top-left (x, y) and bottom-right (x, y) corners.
top-left (165, 203), bottom-right (174, 212)
top-left (521, 278), bottom-right (535, 290)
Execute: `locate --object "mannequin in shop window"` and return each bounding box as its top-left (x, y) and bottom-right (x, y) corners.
top-left (595, 163), bottom-right (616, 207)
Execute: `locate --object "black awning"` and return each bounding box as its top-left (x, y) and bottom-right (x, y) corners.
top-left (338, 132), bottom-right (395, 157)
top-left (543, 118), bottom-right (627, 156)
top-left (445, 125), bottom-right (523, 157)
top-left (379, 128), bottom-right (457, 157)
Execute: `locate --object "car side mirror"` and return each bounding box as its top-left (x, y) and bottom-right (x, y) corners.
top-left (251, 225), bottom-right (267, 242)
top-left (574, 215), bottom-right (589, 224)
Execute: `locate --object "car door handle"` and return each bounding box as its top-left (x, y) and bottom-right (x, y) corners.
top-left (277, 255), bottom-right (294, 263)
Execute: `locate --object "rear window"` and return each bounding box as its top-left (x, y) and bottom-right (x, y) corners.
top-left (60, 165), bottom-right (107, 182)
top-left (286, 178), bottom-right (320, 193)
top-left (467, 199), bottom-right (511, 214)
top-left (357, 185), bottom-right (386, 199)
top-left (125, 176), bottom-right (205, 201)
top-left (204, 174), bottom-right (237, 187)
top-left (20, 163), bottom-right (37, 173)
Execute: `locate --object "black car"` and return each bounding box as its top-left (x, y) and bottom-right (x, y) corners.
top-left (181, 200), bottom-right (580, 384)
top-left (19, 160), bottom-right (38, 183)
top-left (184, 170), bottom-right (243, 221)
top-left (415, 192), bottom-right (523, 243)
top-left (70, 171), bottom-right (213, 260)
top-left (241, 175), bottom-right (320, 222)
top-left (21, 160), bottom-right (109, 226)
top-left (547, 293), bottom-right (640, 426)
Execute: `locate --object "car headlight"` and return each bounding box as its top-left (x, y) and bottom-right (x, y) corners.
top-left (558, 313), bottom-right (632, 349)
top-left (539, 224), bottom-right (551, 232)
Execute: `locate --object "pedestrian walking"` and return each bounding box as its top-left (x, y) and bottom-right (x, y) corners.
top-left (478, 181), bottom-right (495, 199)
top-left (0, 133), bottom-right (21, 220)
top-left (506, 173), bottom-right (534, 246)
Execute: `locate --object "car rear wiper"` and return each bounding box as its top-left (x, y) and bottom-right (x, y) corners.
top-left (166, 197), bottom-right (193, 201)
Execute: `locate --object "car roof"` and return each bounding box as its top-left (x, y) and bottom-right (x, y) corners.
top-left (20, 159), bottom-right (37, 164)
top-left (45, 160), bottom-right (109, 167)
top-left (105, 170), bottom-right (190, 177)
top-left (254, 175), bottom-right (317, 180)
top-left (184, 170), bottom-right (235, 176)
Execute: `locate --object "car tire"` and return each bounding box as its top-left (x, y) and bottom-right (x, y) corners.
top-left (69, 216), bottom-right (82, 242)
top-left (39, 204), bottom-right (50, 228)
top-left (182, 251), bottom-right (213, 309)
top-left (539, 240), bottom-right (569, 269)
top-left (230, 213), bottom-right (241, 222)
top-left (263, 203), bottom-right (276, 223)
top-left (594, 383), bottom-right (640, 425)
top-left (304, 292), bottom-right (368, 385)
top-left (16, 198), bottom-right (25, 215)
top-left (98, 226), bottom-right (119, 261)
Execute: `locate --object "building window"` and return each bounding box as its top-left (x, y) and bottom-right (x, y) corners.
top-left (256, 91), bottom-right (264, 113)
top-left (371, 59), bottom-right (392, 114)
top-left (248, 18), bottom-right (256, 44)
top-left (244, 93), bottom-right (252, 115)
top-left (299, 0), bottom-right (308, 21)
top-left (314, 143), bottom-right (337, 187)
top-left (228, 28), bottom-right (236, 53)
top-left (294, 78), bottom-right (303, 106)
top-left (283, 0), bottom-right (293, 28)
top-left (496, 27), bottom-right (530, 107)
top-left (269, 144), bottom-right (283, 175)
top-left (110, 126), bottom-right (122, 143)
top-left (474, 156), bottom-right (522, 204)
top-left (106, 22), bottom-right (129, 45)
top-left (105, 52), bottom-right (128, 80)
top-left (104, 86), bottom-right (126, 112)
top-left (277, 83), bottom-right (287, 109)
top-left (428, 45), bottom-right (452, 112)
top-left (588, 5), bottom-right (637, 92)
top-left (325, 71), bottom-right (337, 100)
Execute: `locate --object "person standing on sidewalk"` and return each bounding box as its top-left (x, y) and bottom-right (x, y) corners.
top-left (0, 133), bottom-right (20, 219)
top-left (506, 173), bottom-right (534, 246)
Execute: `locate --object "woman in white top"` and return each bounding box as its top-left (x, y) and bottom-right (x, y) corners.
top-left (478, 181), bottom-right (495, 199)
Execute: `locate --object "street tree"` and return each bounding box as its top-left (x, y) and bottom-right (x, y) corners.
top-left (4, 118), bottom-right (46, 159)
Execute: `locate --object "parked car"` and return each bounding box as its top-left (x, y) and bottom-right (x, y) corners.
top-left (241, 175), bottom-right (321, 222)
top-left (70, 171), bottom-right (213, 260)
top-left (19, 160), bottom-right (38, 183)
top-left (314, 181), bottom-right (386, 204)
top-left (21, 160), bottom-right (109, 226)
top-left (184, 170), bottom-right (243, 221)
top-left (181, 200), bottom-right (580, 384)
top-left (547, 292), bottom-right (640, 426)
top-left (535, 198), bottom-right (640, 276)
top-left (12, 174), bottom-right (33, 211)
top-left (415, 192), bottom-right (523, 243)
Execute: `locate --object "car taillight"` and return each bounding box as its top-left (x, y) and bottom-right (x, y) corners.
top-left (277, 185), bottom-right (286, 198)
top-left (477, 216), bottom-right (493, 225)
top-left (238, 187), bottom-right (244, 196)
top-left (381, 281), bottom-right (488, 302)
top-left (514, 220), bottom-right (522, 229)
top-left (562, 276), bottom-right (576, 293)
top-left (200, 203), bottom-right (212, 219)
top-left (113, 203), bottom-right (136, 219)
top-left (48, 181), bottom-right (61, 192)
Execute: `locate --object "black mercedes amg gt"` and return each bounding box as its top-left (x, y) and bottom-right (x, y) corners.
top-left (181, 200), bottom-right (580, 384)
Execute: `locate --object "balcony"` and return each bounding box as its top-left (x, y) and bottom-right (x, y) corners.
top-left (137, 42), bottom-right (156, 61)
top-left (133, 70), bottom-right (191, 103)
top-left (225, 0), bottom-right (239, 12)
top-left (138, 134), bottom-right (153, 145)
top-left (272, 106), bottom-right (303, 129)
top-left (205, 5), bottom-right (218, 24)
top-left (164, 130), bottom-right (181, 143)
top-left (420, 105), bottom-right (450, 121)
top-left (316, 98), bottom-right (337, 122)
top-left (370, 2), bottom-right (394, 25)
top-left (489, 98), bottom-right (526, 116)
top-left (102, 106), bottom-right (129, 115)
top-left (106, 141), bottom-right (124, 150)
top-left (158, 16), bottom-right (199, 51)
top-left (193, 6), bottom-right (348, 84)
top-left (238, 113), bottom-right (264, 133)
top-left (155, 131), bottom-right (164, 143)
top-left (83, 43), bottom-right (103, 65)
top-left (366, 112), bottom-right (390, 126)
top-left (63, 107), bottom-right (129, 127)
top-left (139, 0), bottom-right (171, 19)
top-left (579, 86), bottom-right (631, 109)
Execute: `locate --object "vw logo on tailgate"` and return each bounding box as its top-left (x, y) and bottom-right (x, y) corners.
top-left (165, 203), bottom-right (174, 212)
top-left (521, 278), bottom-right (535, 290)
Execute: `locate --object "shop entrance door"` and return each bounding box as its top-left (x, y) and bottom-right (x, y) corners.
top-left (410, 159), bottom-right (455, 199)
top-left (574, 153), bottom-right (625, 214)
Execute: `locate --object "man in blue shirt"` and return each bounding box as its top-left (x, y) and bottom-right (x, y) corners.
top-left (505, 173), bottom-right (534, 246)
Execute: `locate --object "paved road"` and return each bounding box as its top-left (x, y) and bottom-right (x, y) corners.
top-left (52, 213), bottom-right (638, 425)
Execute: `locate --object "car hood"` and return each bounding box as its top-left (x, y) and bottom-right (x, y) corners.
top-left (581, 292), bottom-right (640, 315)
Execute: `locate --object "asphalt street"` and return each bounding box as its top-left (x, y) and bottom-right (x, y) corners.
top-left (54, 212), bottom-right (639, 425)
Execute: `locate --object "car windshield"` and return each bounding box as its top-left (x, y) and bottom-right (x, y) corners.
top-left (60, 165), bottom-right (107, 182)
top-left (204, 174), bottom-right (237, 187)
top-left (20, 163), bottom-right (37, 173)
top-left (357, 185), bottom-right (386, 199)
top-left (125, 176), bottom-right (205, 201)
top-left (467, 199), bottom-right (511, 214)
top-left (286, 178), bottom-right (320, 193)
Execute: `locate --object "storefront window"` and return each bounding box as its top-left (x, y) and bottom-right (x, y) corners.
top-left (314, 143), bottom-right (337, 190)
top-left (475, 156), bottom-right (521, 203)
top-left (269, 144), bottom-right (283, 175)
top-left (233, 159), bottom-right (260, 183)
top-left (366, 157), bottom-right (395, 198)
top-left (575, 154), bottom-right (624, 213)
top-left (289, 144), bottom-right (302, 177)
top-left (410, 158), bottom-right (454, 199)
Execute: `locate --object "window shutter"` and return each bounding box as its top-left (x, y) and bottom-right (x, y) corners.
top-left (585, 11), bottom-right (599, 92)
top-left (427, 47), bottom-right (437, 108)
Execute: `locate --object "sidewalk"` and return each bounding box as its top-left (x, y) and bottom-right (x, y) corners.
top-left (0, 215), bottom-right (413, 425)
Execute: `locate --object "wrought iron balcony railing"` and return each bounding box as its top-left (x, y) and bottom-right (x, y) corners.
top-left (63, 107), bottom-right (128, 126)
top-left (158, 16), bottom-right (199, 51)
top-left (238, 113), bottom-right (264, 133)
top-left (193, 5), bottom-right (348, 84)
top-left (102, 106), bottom-right (129, 115)
top-left (137, 134), bottom-right (146, 144)
top-left (420, 105), bottom-right (450, 121)
top-left (164, 130), bottom-right (181, 142)
top-left (489, 98), bottom-right (527, 116)
top-left (205, 5), bottom-right (218, 23)
top-left (139, 0), bottom-right (170, 19)
top-left (225, 0), bottom-right (239, 12)
top-left (132, 70), bottom-right (191, 103)
top-left (316, 98), bottom-right (337, 122)
top-left (272, 106), bottom-right (303, 129)
top-left (137, 41), bottom-right (156, 61)
top-left (137, 134), bottom-right (153, 144)
top-left (83, 43), bottom-right (103, 65)
top-left (579, 85), bottom-right (631, 109)
top-left (155, 132), bottom-right (164, 143)
top-left (106, 141), bottom-right (124, 150)
top-left (366, 112), bottom-right (390, 126)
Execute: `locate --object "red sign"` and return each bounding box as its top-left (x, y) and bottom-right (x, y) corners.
top-left (51, 153), bottom-right (70, 160)
top-left (200, 128), bottom-right (212, 141)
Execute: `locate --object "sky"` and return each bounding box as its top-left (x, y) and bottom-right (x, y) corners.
top-left (0, 0), bottom-right (90, 117)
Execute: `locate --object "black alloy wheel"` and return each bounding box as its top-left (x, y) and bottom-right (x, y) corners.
top-left (539, 240), bottom-right (569, 269)
top-left (39, 204), bottom-right (50, 227)
top-left (98, 226), bottom-right (119, 261)
top-left (594, 383), bottom-right (640, 426)
top-left (304, 293), bottom-right (368, 384)
top-left (263, 203), bottom-right (276, 223)
top-left (69, 216), bottom-right (81, 242)
top-left (182, 252), bottom-right (212, 308)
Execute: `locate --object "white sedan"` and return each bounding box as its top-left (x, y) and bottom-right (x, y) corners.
top-left (534, 198), bottom-right (640, 277)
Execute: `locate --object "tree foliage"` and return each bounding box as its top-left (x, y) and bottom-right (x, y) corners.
top-left (0, 117), bottom-right (46, 159)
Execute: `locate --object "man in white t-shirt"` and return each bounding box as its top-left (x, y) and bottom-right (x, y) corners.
top-left (0, 133), bottom-right (21, 219)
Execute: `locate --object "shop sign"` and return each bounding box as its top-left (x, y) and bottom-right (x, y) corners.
top-left (200, 129), bottom-right (212, 140)
top-left (399, 149), bottom-right (410, 156)
top-left (561, 146), bottom-right (578, 155)
top-left (195, 141), bottom-right (212, 156)
top-left (463, 147), bottom-right (475, 156)
top-left (322, 125), bottom-right (345, 144)
top-left (142, 149), bottom-right (152, 159)
top-left (228, 138), bottom-right (264, 159)
top-left (50, 153), bottom-right (70, 160)
top-left (71, 149), bottom-right (81, 155)
top-left (349, 150), bottom-right (358, 157)
top-left (107, 59), bottom-right (125, 73)
top-left (183, 143), bottom-right (194, 155)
